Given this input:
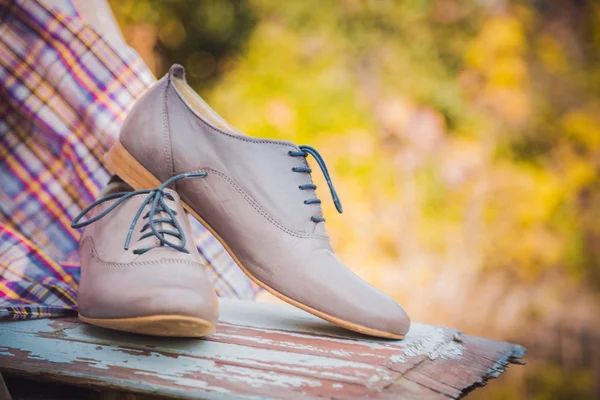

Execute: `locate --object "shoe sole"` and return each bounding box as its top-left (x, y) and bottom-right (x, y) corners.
top-left (78, 314), bottom-right (216, 337)
top-left (105, 140), bottom-right (405, 340)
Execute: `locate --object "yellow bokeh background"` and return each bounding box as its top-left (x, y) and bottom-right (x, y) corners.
top-left (110, 1), bottom-right (600, 398)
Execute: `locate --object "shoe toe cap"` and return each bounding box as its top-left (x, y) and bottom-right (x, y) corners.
top-left (78, 258), bottom-right (219, 325)
top-left (368, 297), bottom-right (411, 337)
top-left (272, 249), bottom-right (411, 338)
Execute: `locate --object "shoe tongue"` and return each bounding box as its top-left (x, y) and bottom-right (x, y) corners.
top-left (122, 188), bottom-right (185, 254)
top-left (150, 188), bottom-right (185, 250)
top-left (99, 180), bottom-right (133, 196)
top-left (163, 188), bottom-right (180, 202)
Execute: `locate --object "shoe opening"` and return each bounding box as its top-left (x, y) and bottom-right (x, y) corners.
top-left (171, 77), bottom-right (244, 135)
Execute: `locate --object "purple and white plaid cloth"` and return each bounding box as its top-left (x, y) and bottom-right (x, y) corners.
top-left (0, 0), bottom-right (259, 319)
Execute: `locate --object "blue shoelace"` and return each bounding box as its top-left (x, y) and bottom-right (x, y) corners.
top-left (289, 145), bottom-right (343, 223)
top-left (71, 173), bottom-right (206, 254)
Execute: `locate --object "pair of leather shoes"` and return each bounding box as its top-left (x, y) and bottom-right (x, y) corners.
top-left (72, 65), bottom-right (410, 339)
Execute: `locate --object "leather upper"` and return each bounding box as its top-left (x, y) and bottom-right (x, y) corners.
top-left (77, 188), bottom-right (219, 322)
top-left (119, 65), bottom-right (410, 336)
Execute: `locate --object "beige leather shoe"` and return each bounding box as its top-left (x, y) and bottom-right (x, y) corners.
top-left (105, 64), bottom-right (410, 339)
top-left (71, 174), bottom-right (219, 337)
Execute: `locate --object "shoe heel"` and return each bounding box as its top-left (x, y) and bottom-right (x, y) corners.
top-left (78, 313), bottom-right (216, 337)
top-left (104, 140), bottom-right (161, 190)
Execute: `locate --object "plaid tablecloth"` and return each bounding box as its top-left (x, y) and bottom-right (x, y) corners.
top-left (0, 0), bottom-right (259, 319)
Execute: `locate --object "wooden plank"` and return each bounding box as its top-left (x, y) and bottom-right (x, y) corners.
top-left (0, 328), bottom-right (370, 399)
top-left (0, 299), bottom-right (525, 399)
top-left (388, 333), bottom-right (526, 399)
top-left (373, 378), bottom-right (448, 400)
top-left (214, 299), bottom-right (464, 376)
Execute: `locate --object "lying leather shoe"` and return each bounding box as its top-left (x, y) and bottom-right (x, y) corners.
top-left (71, 173), bottom-right (219, 337)
top-left (105, 64), bottom-right (410, 339)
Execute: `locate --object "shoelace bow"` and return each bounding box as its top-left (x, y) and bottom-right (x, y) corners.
top-left (289, 145), bottom-right (343, 223)
top-left (71, 173), bottom-right (206, 254)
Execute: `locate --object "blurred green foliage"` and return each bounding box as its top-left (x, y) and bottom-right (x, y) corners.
top-left (110, 1), bottom-right (600, 398)
top-left (206, 0), bottom-right (600, 291)
top-left (526, 364), bottom-right (592, 400)
top-left (109, 0), bottom-right (256, 87)
top-left (472, 362), bottom-right (593, 400)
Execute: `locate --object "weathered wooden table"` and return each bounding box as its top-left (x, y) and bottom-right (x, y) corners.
top-left (0, 299), bottom-right (525, 399)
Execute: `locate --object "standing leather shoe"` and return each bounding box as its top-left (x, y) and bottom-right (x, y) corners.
top-left (71, 174), bottom-right (219, 337)
top-left (105, 64), bottom-right (410, 339)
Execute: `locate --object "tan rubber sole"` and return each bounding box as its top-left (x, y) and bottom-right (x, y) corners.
top-left (78, 314), bottom-right (216, 337)
top-left (105, 141), bottom-right (404, 340)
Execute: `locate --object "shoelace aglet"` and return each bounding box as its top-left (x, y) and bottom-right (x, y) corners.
top-left (124, 225), bottom-right (135, 250)
top-left (325, 177), bottom-right (343, 213)
top-left (334, 198), bottom-right (343, 214)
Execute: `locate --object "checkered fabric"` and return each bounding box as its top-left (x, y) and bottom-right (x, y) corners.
top-left (0, 0), bottom-right (259, 320)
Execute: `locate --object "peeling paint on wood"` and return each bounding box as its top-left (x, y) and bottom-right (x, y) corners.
top-left (0, 299), bottom-right (525, 399)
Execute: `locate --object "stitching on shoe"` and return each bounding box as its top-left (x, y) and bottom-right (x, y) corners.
top-left (175, 167), bottom-right (329, 240)
top-left (84, 237), bottom-right (204, 268)
top-left (165, 79), bottom-right (329, 234)
top-left (161, 79), bottom-right (174, 178)
top-left (87, 192), bottom-right (180, 208)
top-left (97, 258), bottom-right (204, 268)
